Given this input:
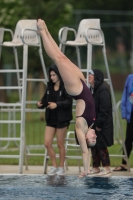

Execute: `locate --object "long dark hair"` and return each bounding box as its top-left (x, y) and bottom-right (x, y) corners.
top-left (48, 63), bottom-right (63, 85)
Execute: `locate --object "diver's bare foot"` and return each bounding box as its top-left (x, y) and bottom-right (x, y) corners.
top-left (37, 19), bottom-right (48, 34)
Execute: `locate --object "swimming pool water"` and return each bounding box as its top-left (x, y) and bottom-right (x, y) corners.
top-left (0, 175), bottom-right (133, 200)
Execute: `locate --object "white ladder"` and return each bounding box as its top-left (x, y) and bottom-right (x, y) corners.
top-left (0, 20), bottom-right (48, 173)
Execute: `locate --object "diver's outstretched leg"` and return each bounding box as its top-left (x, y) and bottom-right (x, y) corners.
top-left (37, 19), bottom-right (85, 95)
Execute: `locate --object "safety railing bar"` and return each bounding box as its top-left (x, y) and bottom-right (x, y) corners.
top-left (109, 154), bottom-right (127, 157)
top-left (0, 69), bottom-right (23, 73)
top-left (26, 145), bottom-right (44, 148)
top-left (0, 103), bottom-right (21, 106)
top-left (0, 108), bottom-right (45, 112)
top-left (0, 86), bottom-right (23, 89)
top-left (0, 137), bottom-right (20, 141)
top-left (0, 120), bottom-right (21, 124)
top-left (0, 155), bottom-right (20, 158)
top-left (26, 154), bottom-right (45, 156)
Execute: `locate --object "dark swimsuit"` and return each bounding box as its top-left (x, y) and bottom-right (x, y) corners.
top-left (72, 79), bottom-right (95, 148)
top-left (71, 79), bottom-right (96, 147)
top-left (71, 79), bottom-right (95, 127)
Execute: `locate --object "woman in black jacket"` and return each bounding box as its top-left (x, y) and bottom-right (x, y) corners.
top-left (88, 69), bottom-right (114, 176)
top-left (37, 64), bottom-right (73, 176)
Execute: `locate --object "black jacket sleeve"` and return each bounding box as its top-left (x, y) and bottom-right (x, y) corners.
top-left (95, 88), bottom-right (111, 128)
top-left (36, 86), bottom-right (49, 109)
top-left (56, 90), bottom-right (73, 109)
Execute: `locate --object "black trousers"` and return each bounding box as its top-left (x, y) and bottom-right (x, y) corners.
top-left (122, 112), bottom-right (133, 165)
top-left (91, 147), bottom-right (110, 167)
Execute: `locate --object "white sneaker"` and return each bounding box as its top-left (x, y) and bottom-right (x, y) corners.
top-left (47, 167), bottom-right (58, 176)
top-left (56, 167), bottom-right (65, 176)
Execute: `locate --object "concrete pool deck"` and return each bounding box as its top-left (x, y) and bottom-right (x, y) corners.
top-left (0, 165), bottom-right (133, 176)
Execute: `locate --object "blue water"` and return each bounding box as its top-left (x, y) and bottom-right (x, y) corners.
top-left (0, 175), bottom-right (133, 200)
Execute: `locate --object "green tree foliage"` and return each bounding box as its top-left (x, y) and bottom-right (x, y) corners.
top-left (1, 0), bottom-right (133, 74)
top-left (0, 0), bottom-right (73, 71)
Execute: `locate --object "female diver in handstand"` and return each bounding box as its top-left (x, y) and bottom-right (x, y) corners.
top-left (37, 19), bottom-right (97, 177)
